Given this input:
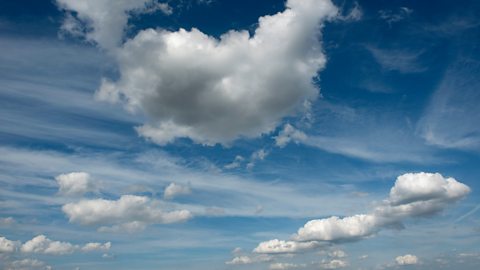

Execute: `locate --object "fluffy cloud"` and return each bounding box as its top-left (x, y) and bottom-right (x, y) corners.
top-left (0, 236), bottom-right (17, 253)
top-left (293, 214), bottom-right (378, 242)
top-left (56, 0), bottom-right (171, 49)
top-left (81, 241), bottom-right (111, 252)
top-left (62, 195), bottom-right (192, 231)
top-left (55, 172), bottom-right (97, 196)
top-left (319, 259), bottom-right (348, 269)
top-left (16, 235), bottom-right (110, 256)
top-left (395, 254), bottom-right (419, 265)
top-left (89, 0), bottom-right (338, 145)
top-left (6, 259), bottom-right (51, 270)
top-left (225, 255), bottom-right (272, 265)
top-left (20, 235), bottom-right (75, 255)
top-left (254, 239), bottom-right (320, 254)
top-left (375, 173), bottom-right (471, 221)
top-left (163, 182), bottom-right (191, 200)
top-left (254, 172), bottom-right (469, 253)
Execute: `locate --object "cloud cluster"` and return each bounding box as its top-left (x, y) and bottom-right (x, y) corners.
top-left (55, 172), bottom-right (98, 196)
top-left (249, 173), bottom-right (469, 257)
top-left (57, 0), bottom-right (338, 145)
top-left (21, 235), bottom-right (76, 255)
top-left (1, 235), bottom-right (110, 256)
top-left (62, 195), bottom-right (192, 231)
top-left (395, 254), bottom-right (419, 265)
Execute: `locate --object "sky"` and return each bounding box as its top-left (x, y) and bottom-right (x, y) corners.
top-left (0, 0), bottom-right (479, 269)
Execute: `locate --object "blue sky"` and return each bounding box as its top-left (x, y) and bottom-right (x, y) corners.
top-left (0, 0), bottom-right (479, 269)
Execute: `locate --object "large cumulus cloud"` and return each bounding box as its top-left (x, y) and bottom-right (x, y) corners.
top-left (58, 0), bottom-right (338, 145)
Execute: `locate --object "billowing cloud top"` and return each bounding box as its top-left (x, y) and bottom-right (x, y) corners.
top-left (58, 0), bottom-right (338, 145)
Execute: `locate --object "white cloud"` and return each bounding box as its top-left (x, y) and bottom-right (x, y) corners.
top-left (164, 182), bottom-right (191, 200)
top-left (20, 235), bottom-right (76, 255)
top-left (275, 124), bottom-right (307, 148)
top-left (15, 235), bottom-right (111, 256)
top-left (6, 259), bottom-right (51, 270)
top-left (253, 239), bottom-right (320, 254)
top-left (329, 250), bottom-right (347, 258)
top-left (375, 173), bottom-right (471, 220)
top-left (246, 149), bottom-right (269, 169)
top-left (395, 254), bottom-right (418, 265)
top-left (388, 172), bottom-right (470, 206)
top-left (55, 172), bottom-right (98, 196)
top-left (319, 259), bottom-right (348, 269)
top-left (257, 172), bottom-right (470, 250)
top-left (269, 262), bottom-right (306, 270)
top-left (224, 155), bottom-right (244, 169)
top-left (91, 0), bottom-right (338, 145)
top-left (293, 214), bottom-right (378, 242)
top-left (0, 236), bottom-right (17, 253)
top-left (56, 0), bottom-right (170, 49)
top-left (225, 255), bottom-right (272, 265)
top-left (81, 241), bottom-right (111, 252)
top-left (62, 195), bottom-right (192, 230)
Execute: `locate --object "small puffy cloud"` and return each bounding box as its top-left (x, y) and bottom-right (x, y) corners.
top-left (92, 0), bottom-right (338, 145)
top-left (163, 182), bottom-right (191, 200)
top-left (293, 214), bottom-right (378, 242)
top-left (275, 124), bottom-right (307, 148)
top-left (6, 259), bottom-right (51, 270)
top-left (270, 262), bottom-right (306, 270)
top-left (55, 172), bottom-right (97, 196)
top-left (62, 195), bottom-right (192, 231)
top-left (225, 255), bottom-right (272, 265)
top-left (246, 149), bottom-right (269, 169)
top-left (395, 254), bottom-right (419, 265)
top-left (376, 173), bottom-right (471, 220)
top-left (224, 155), bottom-right (244, 169)
top-left (20, 235), bottom-right (75, 255)
top-left (81, 242), bottom-right (111, 252)
top-left (254, 239), bottom-right (320, 254)
top-left (329, 250), bottom-right (347, 258)
top-left (0, 236), bottom-right (18, 253)
top-left (319, 259), bottom-right (348, 269)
